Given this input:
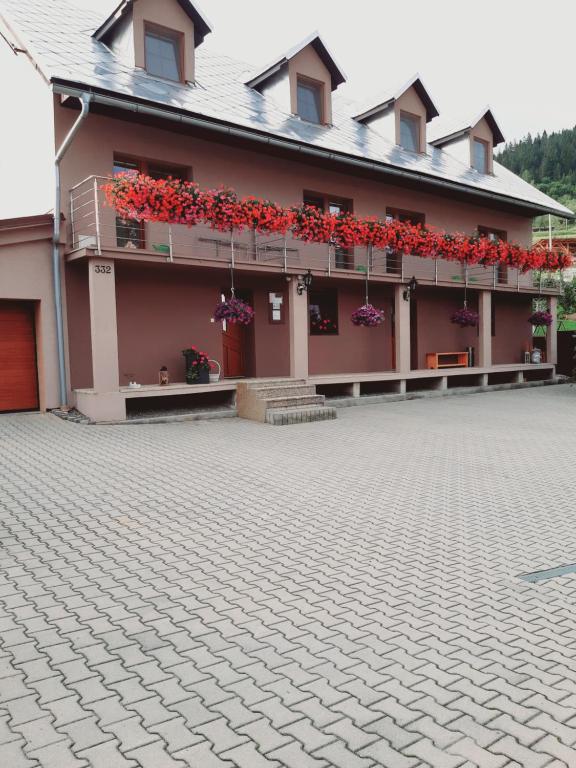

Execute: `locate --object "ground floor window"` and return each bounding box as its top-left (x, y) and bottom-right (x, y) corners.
top-left (309, 289), bottom-right (338, 335)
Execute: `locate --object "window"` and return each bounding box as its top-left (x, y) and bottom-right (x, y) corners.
top-left (386, 208), bottom-right (425, 226)
top-left (386, 208), bottom-right (425, 274)
top-left (309, 289), bottom-right (338, 335)
top-left (145, 24), bottom-right (183, 82)
top-left (304, 191), bottom-right (353, 269)
top-left (399, 111), bottom-right (421, 152)
top-left (473, 138), bottom-right (489, 173)
top-left (297, 77), bottom-right (323, 124)
top-left (113, 156), bottom-right (190, 248)
top-left (478, 226), bottom-right (507, 284)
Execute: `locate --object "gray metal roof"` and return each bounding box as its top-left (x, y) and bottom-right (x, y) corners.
top-left (353, 74), bottom-right (439, 123)
top-left (429, 107), bottom-right (506, 147)
top-left (0, 0), bottom-right (572, 218)
top-left (245, 31), bottom-right (346, 91)
top-left (93, 0), bottom-right (213, 48)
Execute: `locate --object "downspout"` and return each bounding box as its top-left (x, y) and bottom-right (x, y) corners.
top-left (53, 92), bottom-right (91, 407)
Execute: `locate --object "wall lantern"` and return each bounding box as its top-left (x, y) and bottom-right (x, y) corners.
top-left (403, 275), bottom-right (418, 301)
top-left (297, 269), bottom-right (313, 296)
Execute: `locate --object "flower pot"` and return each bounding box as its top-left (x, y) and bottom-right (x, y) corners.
top-left (187, 368), bottom-right (209, 384)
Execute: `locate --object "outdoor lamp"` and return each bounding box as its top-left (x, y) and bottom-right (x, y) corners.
top-left (297, 269), bottom-right (313, 295)
top-left (403, 275), bottom-right (418, 301)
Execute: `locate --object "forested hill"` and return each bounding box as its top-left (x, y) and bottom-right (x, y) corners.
top-left (497, 126), bottom-right (576, 224)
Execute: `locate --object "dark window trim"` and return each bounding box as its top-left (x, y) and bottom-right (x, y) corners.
top-left (386, 207), bottom-right (426, 225)
top-left (309, 288), bottom-right (339, 336)
top-left (144, 21), bottom-right (185, 83)
top-left (478, 225), bottom-right (508, 283)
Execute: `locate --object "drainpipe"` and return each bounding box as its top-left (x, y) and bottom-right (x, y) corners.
top-left (53, 92), bottom-right (91, 407)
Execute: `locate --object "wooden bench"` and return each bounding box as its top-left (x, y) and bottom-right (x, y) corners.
top-left (426, 351), bottom-right (469, 369)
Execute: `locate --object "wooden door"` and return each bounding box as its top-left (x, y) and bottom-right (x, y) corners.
top-left (0, 301), bottom-right (39, 412)
top-left (222, 322), bottom-right (246, 378)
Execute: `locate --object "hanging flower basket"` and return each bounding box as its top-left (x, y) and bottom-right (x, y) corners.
top-left (450, 307), bottom-right (479, 327)
top-left (351, 304), bottom-right (385, 327)
top-left (528, 310), bottom-right (553, 327)
top-left (213, 297), bottom-right (254, 325)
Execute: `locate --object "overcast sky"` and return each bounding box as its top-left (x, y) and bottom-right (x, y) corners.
top-left (72, 0), bottom-right (576, 145)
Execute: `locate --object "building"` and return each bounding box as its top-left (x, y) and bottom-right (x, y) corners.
top-left (0, 0), bottom-right (573, 422)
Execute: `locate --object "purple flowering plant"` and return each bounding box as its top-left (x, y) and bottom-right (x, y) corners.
top-left (450, 307), bottom-right (479, 327)
top-left (351, 304), bottom-right (385, 327)
top-left (528, 310), bottom-right (553, 327)
top-left (213, 297), bottom-right (254, 325)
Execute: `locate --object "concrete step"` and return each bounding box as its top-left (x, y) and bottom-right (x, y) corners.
top-left (265, 406), bottom-right (338, 426)
top-left (252, 385), bottom-right (317, 399)
top-left (264, 395), bottom-right (325, 409)
top-left (247, 379), bottom-right (307, 390)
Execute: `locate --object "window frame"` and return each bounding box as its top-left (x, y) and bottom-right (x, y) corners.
top-left (296, 75), bottom-right (325, 125)
top-left (399, 110), bottom-right (422, 153)
top-left (478, 225), bottom-right (508, 284)
top-left (303, 191), bottom-right (354, 269)
top-left (386, 207), bottom-right (426, 226)
top-left (472, 137), bottom-right (490, 173)
top-left (113, 155), bottom-right (191, 249)
top-left (144, 22), bottom-right (185, 83)
top-left (309, 288), bottom-right (339, 336)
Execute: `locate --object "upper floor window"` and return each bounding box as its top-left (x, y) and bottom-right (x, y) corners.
top-left (144, 24), bottom-right (183, 82)
top-left (399, 111), bottom-right (421, 153)
top-left (386, 207), bottom-right (425, 226)
top-left (297, 77), bottom-right (324, 124)
top-left (478, 225), bottom-right (507, 283)
top-left (472, 138), bottom-right (489, 173)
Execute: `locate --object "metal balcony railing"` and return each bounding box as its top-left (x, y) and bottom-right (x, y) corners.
top-left (68, 176), bottom-right (561, 293)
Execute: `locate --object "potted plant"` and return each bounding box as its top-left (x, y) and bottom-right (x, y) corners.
top-left (351, 304), bottom-right (385, 327)
top-left (182, 347), bottom-right (211, 384)
top-left (213, 296), bottom-right (254, 325)
top-left (528, 310), bottom-right (553, 327)
top-left (450, 307), bottom-right (479, 328)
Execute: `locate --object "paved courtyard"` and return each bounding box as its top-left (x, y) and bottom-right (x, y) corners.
top-left (2, 385), bottom-right (576, 768)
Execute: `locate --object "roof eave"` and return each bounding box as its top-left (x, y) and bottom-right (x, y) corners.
top-left (53, 80), bottom-right (569, 220)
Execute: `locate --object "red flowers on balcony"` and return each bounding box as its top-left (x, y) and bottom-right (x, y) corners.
top-left (104, 174), bottom-right (571, 273)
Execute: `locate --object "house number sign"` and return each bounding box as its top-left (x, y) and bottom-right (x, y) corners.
top-left (94, 264), bottom-right (112, 274)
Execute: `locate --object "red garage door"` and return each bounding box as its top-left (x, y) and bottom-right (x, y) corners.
top-left (0, 301), bottom-right (39, 412)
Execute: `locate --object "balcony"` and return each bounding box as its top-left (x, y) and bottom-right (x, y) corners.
top-left (68, 176), bottom-right (562, 294)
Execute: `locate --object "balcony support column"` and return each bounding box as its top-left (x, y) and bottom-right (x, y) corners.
top-left (478, 290), bottom-right (492, 368)
top-left (547, 295), bottom-right (558, 365)
top-left (288, 277), bottom-right (309, 379)
top-left (83, 257), bottom-right (125, 421)
top-left (394, 284), bottom-right (411, 374)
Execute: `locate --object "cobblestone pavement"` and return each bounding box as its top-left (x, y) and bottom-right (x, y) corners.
top-left (2, 385), bottom-right (576, 768)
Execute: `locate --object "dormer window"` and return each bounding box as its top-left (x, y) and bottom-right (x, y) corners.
top-left (297, 77), bottom-right (324, 124)
top-left (93, 1), bottom-right (212, 85)
top-left (472, 137), bottom-right (489, 173)
top-left (246, 34), bottom-right (345, 128)
top-left (400, 111), bottom-right (421, 153)
top-left (145, 24), bottom-right (183, 82)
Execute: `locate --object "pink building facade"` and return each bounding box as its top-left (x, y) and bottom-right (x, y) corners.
top-left (0, 0), bottom-right (571, 421)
